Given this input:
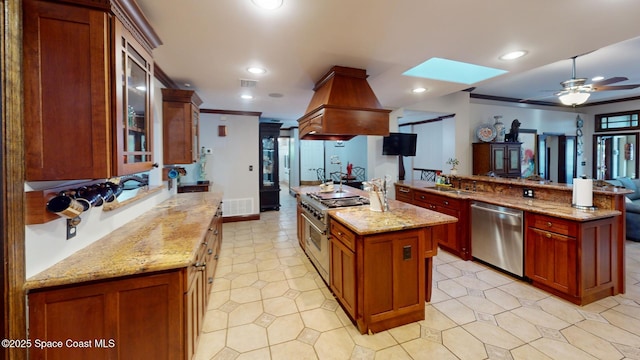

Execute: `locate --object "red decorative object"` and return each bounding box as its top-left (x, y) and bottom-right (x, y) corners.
top-left (346, 162), bottom-right (353, 177)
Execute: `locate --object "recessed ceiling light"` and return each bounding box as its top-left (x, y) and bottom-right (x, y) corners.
top-left (412, 87), bottom-right (427, 93)
top-left (251, 0), bottom-right (283, 10)
top-left (592, 76), bottom-right (605, 82)
top-left (499, 50), bottom-right (528, 60)
top-left (241, 94), bottom-right (253, 100)
top-left (247, 67), bottom-right (267, 74)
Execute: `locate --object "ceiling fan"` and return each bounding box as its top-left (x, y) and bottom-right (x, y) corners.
top-left (556, 56), bottom-right (640, 106)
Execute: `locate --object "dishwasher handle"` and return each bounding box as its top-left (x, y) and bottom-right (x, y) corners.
top-left (470, 203), bottom-right (522, 218)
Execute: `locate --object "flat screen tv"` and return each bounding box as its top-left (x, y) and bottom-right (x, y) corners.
top-left (382, 132), bottom-right (417, 156)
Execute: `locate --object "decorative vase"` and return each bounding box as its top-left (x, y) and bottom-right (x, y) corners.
top-left (493, 115), bottom-right (505, 142)
top-left (450, 168), bottom-right (458, 175)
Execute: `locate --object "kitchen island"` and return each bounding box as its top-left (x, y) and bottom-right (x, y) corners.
top-left (24, 192), bottom-right (223, 360)
top-left (396, 176), bottom-right (627, 306)
top-left (295, 185), bottom-right (457, 334)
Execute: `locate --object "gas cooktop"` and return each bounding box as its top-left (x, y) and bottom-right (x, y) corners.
top-left (306, 191), bottom-right (370, 209)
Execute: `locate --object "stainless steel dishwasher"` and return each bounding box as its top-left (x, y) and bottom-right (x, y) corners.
top-left (470, 201), bottom-right (524, 277)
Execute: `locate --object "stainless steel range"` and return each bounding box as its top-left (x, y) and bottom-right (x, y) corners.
top-left (299, 191), bottom-right (369, 283)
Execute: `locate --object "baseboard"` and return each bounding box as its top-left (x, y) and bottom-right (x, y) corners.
top-left (223, 214), bottom-right (260, 223)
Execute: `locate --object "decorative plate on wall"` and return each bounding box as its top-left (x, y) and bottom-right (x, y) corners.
top-left (476, 124), bottom-right (497, 142)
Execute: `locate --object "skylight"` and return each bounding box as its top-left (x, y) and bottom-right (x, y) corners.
top-left (402, 58), bottom-right (508, 85)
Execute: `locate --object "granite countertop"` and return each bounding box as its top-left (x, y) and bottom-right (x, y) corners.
top-left (25, 192), bottom-right (223, 291)
top-left (292, 185), bottom-right (458, 235)
top-left (328, 200), bottom-right (458, 235)
top-left (396, 180), bottom-right (621, 221)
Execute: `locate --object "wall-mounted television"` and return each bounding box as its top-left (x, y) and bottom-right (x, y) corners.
top-left (382, 132), bottom-right (417, 156)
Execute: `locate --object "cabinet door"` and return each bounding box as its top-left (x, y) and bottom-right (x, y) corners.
top-left (330, 238), bottom-right (356, 318)
top-left (525, 227), bottom-right (577, 295)
top-left (436, 205), bottom-right (460, 253)
top-left (163, 100), bottom-right (194, 164)
top-left (28, 271), bottom-right (183, 360)
top-left (113, 19), bottom-right (155, 175)
top-left (24, 1), bottom-right (111, 180)
top-left (491, 146), bottom-right (507, 173)
top-left (506, 145), bottom-right (522, 175)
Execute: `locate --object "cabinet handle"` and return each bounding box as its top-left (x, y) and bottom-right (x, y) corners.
top-left (208, 277), bottom-right (214, 284)
top-left (202, 240), bottom-right (208, 246)
top-left (443, 201), bottom-right (449, 206)
top-left (546, 222), bottom-right (552, 227)
top-left (208, 248), bottom-right (213, 255)
top-left (545, 233), bottom-right (552, 238)
top-left (420, 195), bottom-right (425, 199)
top-left (214, 254), bottom-right (219, 260)
top-left (399, 188), bottom-right (410, 193)
top-left (208, 227), bottom-right (214, 231)
top-left (214, 229), bottom-right (219, 235)
top-left (337, 231), bottom-right (343, 236)
top-left (193, 262), bottom-right (206, 271)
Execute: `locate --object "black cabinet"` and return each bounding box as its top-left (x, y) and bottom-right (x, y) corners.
top-left (259, 122), bottom-right (282, 211)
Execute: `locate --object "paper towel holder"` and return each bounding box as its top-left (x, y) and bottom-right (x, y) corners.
top-left (572, 204), bottom-right (597, 211)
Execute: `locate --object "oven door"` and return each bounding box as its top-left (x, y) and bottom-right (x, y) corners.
top-left (301, 213), bottom-right (329, 283)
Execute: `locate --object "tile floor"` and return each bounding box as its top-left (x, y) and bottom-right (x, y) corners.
top-left (195, 189), bottom-right (640, 360)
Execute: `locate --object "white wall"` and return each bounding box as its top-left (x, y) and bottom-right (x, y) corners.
top-left (25, 78), bottom-right (172, 278)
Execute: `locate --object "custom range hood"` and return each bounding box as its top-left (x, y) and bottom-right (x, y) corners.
top-left (297, 66), bottom-right (391, 140)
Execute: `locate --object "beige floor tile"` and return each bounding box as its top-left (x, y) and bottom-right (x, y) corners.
top-left (230, 273), bottom-right (259, 288)
top-left (498, 281), bottom-right (549, 302)
top-left (437, 279), bottom-right (468, 298)
top-left (452, 274), bottom-right (495, 291)
top-left (258, 269), bottom-right (287, 282)
top-left (202, 310), bottom-right (228, 333)
top-left (373, 345), bottom-right (413, 359)
top-left (510, 344), bottom-right (553, 360)
top-left (435, 263), bottom-right (463, 278)
top-left (510, 306), bottom-right (571, 330)
top-left (530, 338), bottom-right (598, 360)
top-left (387, 322), bottom-right (421, 344)
top-left (346, 327), bottom-right (398, 351)
top-left (229, 286), bottom-right (261, 304)
top-left (475, 268), bottom-right (515, 287)
top-left (284, 264), bottom-right (310, 279)
top-left (401, 338), bottom-right (458, 359)
top-left (602, 306), bottom-right (640, 335)
top-left (422, 305), bottom-right (458, 330)
top-left (228, 301), bottom-right (263, 327)
top-left (260, 279), bottom-right (290, 299)
top-left (432, 299), bottom-right (477, 325)
top-left (561, 325), bottom-right (624, 360)
top-left (226, 323), bottom-right (268, 352)
top-left (295, 289), bottom-right (328, 311)
top-left (194, 329), bottom-right (226, 360)
top-left (463, 321), bottom-right (525, 350)
top-left (263, 296), bottom-right (298, 317)
top-left (442, 326), bottom-right (487, 360)
top-left (495, 311), bottom-right (542, 343)
top-left (314, 328), bottom-right (355, 359)
top-left (267, 313), bottom-right (305, 345)
top-left (287, 276), bottom-right (321, 291)
top-left (537, 297), bottom-right (586, 324)
top-left (300, 308), bottom-right (344, 332)
top-left (270, 340), bottom-right (318, 360)
top-left (235, 347), bottom-right (271, 360)
top-left (576, 319), bottom-right (640, 347)
top-left (483, 287), bottom-right (522, 310)
top-left (457, 294), bottom-right (507, 315)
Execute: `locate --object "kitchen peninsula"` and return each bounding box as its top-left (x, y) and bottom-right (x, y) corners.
top-left (24, 192), bottom-right (223, 360)
top-left (396, 175), bottom-right (628, 306)
top-left (295, 185), bottom-right (457, 334)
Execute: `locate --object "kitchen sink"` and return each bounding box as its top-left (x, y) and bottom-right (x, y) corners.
top-left (432, 187), bottom-right (475, 195)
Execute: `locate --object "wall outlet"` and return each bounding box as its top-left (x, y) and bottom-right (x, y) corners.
top-left (523, 188), bottom-right (535, 198)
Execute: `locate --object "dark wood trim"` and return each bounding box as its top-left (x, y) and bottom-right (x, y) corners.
top-left (201, 109), bottom-right (262, 117)
top-left (111, 0), bottom-right (162, 52)
top-left (154, 63), bottom-right (180, 89)
top-left (223, 214), bottom-right (260, 223)
top-left (399, 113), bottom-right (456, 127)
top-left (471, 92), bottom-right (640, 108)
top-left (3, 0), bottom-right (27, 358)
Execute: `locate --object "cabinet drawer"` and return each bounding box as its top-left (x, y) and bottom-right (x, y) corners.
top-left (527, 213), bottom-right (577, 237)
top-left (428, 194), bottom-right (461, 209)
top-left (395, 186), bottom-right (413, 203)
top-left (330, 220), bottom-right (356, 252)
top-left (412, 191), bottom-right (435, 209)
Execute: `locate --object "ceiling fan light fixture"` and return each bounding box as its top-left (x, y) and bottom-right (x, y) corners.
top-left (559, 91), bottom-right (590, 106)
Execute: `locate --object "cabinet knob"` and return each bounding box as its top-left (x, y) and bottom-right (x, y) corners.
top-left (208, 227), bottom-right (214, 231)
top-left (545, 233), bottom-right (552, 238)
top-left (420, 195), bottom-right (425, 199)
top-left (202, 240), bottom-right (208, 246)
top-left (214, 229), bottom-right (219, 235)
top-left (208, 248), bottom-right (213, 255)
top-left (208, 277), bottom-right (214, 284)
top-left (193, 262), bottom-right (206, 270)
top-left (546, 222), bottom-right (552, 227)
top-left (444, 201), bottom-right (449, 206)
top-left (214, 254), bottom-right (219, 260)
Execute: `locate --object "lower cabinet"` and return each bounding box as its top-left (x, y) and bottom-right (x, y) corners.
top-left (411, 190), bottom-right (470, 260)
top-left (329, 218), bottom-right (433, 334)
top-left (525, 213), bottom-right (617, 305)
top-left (28, 271), bottom-right (184, 359)
top-left (28, 208), bottom-right (223, 359)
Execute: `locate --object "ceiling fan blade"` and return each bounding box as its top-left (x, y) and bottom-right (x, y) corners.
top-left (592, 84), bottom-right (640, 91)
top-left (592, 77), bottom-right (628, 86)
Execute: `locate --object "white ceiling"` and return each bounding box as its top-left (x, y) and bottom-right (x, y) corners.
top-left (136, 0), bottom-right (640, 127)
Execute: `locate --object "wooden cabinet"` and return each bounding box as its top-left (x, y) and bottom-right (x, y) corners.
top-left (28, 271), bottom-right (183, 359)
top-left (23, 0), bottom-right (158, 180)
top-left (329, 218), bottom-right (435, 334)
top-left (395, 184), bottom-right (414, 204)
top-left (162, 88), bottom-right (203, 165)
top-left (525, 212), bottom-right (618, 305)
top-left (411, 190), bottom-right (470, 260)
top-left (178, 183), bottom-right (210, 193)
top-left (296, 201), bottom-right (305, 250)
top-left (259, 122), bottom-right (283, 211)
top-left (28, 202), bottom-right (223, 359)
top-left (24, 1), bottom-right (111, 180)
top-left (472, 142), bottom-right (521, 178)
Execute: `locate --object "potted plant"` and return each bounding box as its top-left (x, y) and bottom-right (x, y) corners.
top-left (446, 158), bottom-right (459, 175)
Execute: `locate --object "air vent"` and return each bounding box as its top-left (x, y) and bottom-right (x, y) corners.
top-left (240, 79), bottom-right (258, 88)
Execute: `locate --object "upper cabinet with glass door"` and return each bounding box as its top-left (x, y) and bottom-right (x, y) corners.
top-left (113, 19), bottom-right (155, 176)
